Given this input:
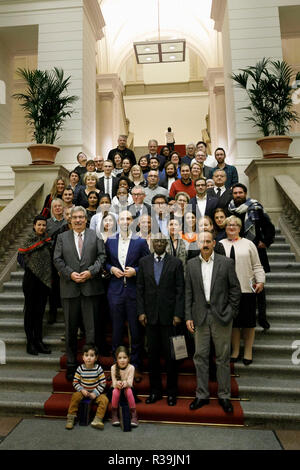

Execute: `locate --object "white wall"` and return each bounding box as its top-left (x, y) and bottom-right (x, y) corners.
top-left (124, 92), bottom-right (209, 147)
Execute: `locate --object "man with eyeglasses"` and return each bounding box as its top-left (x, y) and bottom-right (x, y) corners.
top-left (54, 206), bottom-right (106, 382)
top-left (144, 170), bottom-right (168, 205)
top-left (128, 187), bottom-right (151, 234)
top-left (93, 155), bottom-right (104, 177)
top-left (189, 177), bottom-right (218, 220)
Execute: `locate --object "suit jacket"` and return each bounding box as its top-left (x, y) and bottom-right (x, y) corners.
top-left (53, 229), bottom-right (106, 298)
top-left (207, 188), bottom-right (232, 215)
top-left (105, 233), bottom-right (150, 297)
top-left (97, 175), bottom-right (119, 198)
top-left (137, 253), bottom-right (185, 325)
top-left (189, 196), bottom-right (219, 219)
top-left (185, 253), bottom-right (241, 326)
top-left (127, 203), bottom-right (151, 220)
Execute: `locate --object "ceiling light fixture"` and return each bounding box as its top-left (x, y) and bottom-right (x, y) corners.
top-left (133, 0), bottom-right (186, 64)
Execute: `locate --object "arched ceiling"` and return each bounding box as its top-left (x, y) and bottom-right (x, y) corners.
top-left (97, 0), bottom-right (221, 74)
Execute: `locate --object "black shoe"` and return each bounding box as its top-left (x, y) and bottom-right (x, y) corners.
top-left (218, 398), bottom-right (233, 413)
top-left (145, 393), bottom-right (163, 404)
top-left (167, 395), bottom-right (177, 406)
top-left (230, 355), bottom-right (240, 363)
top-left (258, 317), bottom-right (270, 330)
top-left (189, 398), bottom-right (209, 410)
top-left (243, 358), bottom-right (253, 366)
top-left (27, 343), bottom-right (38, 356)
top-left (35, 341), bottom-right (51, 354)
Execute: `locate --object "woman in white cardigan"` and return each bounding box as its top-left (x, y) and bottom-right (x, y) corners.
top-left (220, 215), bottom-right (265, 365)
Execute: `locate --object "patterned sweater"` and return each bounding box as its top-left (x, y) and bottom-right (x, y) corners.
top-left (73, 364), bottom-right (106, 397)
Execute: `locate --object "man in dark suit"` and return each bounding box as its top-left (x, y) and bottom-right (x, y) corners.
top-left (127, 186), bottom-right (151, 234)
top-left (185, 230), bottom-right (241, 413)
top-left (189, 177), bottom-right (219, 220)
top-left (105, 210), bottom-right (150, 381)
top-left (206, 169), bottom-right (232, 215)
top-left (54, 206), bottom-right (106, 381)
top-left (142, 139), bottom-right (166, 172)
top-left (97, 160), bottom-right (118, 198)
top-left (137, 235), bottom-right (185, 406)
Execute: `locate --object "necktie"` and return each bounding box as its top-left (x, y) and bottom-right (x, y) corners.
top-left (78, 232), bottom-right (83, 258)
top-left (216, 187), bottom-right (221, 198)
top-left (230, 244), bottom-right (235, 262)
top-left (106, 177), bottom-right (110, 195)
top-left (157, 256), bottom-right (161, 262)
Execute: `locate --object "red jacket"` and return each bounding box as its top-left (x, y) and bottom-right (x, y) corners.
top-left (169, 179), bottom-right (196, 199)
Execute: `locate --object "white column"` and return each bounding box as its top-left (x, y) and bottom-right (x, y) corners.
top-left (96, 73), bottom-right (126, 159)
top-left (204, 68), bottom-right (228, 156)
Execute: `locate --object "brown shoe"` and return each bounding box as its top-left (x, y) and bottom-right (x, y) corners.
top-left (134, 369), bottom-right (143, 383)
top-left (91, 416), bottom-right (104, 430)
top-left (130, 408), bottom-right (139, 427)
top-left (65, 414), bottom-right (76, 430)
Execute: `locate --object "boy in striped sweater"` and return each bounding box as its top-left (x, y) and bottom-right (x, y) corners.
top-left (65, 344), bottom-right (108, 430)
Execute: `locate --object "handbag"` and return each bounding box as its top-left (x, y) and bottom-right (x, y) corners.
top-left (170, 334), bottom-right (188, 361)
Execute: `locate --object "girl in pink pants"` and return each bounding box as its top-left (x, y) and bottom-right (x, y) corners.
top-left (111, 346), bottom-right (139, 427)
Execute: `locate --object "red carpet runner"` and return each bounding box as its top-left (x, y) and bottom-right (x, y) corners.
top-left (44, 353), bottom-right (244, 426)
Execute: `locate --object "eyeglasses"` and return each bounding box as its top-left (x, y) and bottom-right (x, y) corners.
top-left (132, 193), bottom-right (143, 197)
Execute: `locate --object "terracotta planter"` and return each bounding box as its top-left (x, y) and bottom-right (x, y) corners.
top-left (256, 136), bottom-right (293, 159)
top-left (27, 144), bottom-right (60, 165)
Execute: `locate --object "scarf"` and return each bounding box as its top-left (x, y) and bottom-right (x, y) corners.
top-left (228, 198), bottom-right (264, 242)
top-left (18, 232), bottom-right (52, 288)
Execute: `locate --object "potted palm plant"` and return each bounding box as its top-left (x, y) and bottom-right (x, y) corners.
top-left (231, 58), bottom-right (300, 158)
top-left (13, 68), bottom-right (78, 164)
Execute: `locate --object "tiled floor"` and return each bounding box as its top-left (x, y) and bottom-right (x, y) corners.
top-left (0, 417), bottom-right (22, 442)
top-left (275, 430), bottom-right (300, 450)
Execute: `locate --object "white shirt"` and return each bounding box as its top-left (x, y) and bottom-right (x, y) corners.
top-left (118, 231), bottom-right (132, 270)
top-left (154, 252), bottom-right (166, 262)
top-left (199, 252), bottom-right (214, 302)
top-left (196, 195), bottom-right (207, 217)
top-left (104, 176), bottom-right (113, 197)
top-left (214, 185), bottom-right (226, 197)
top-left (73, 230), bottom-right (85, 259)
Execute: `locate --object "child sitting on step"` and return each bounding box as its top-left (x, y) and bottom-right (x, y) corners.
top-left (111, 346), bottom-right (139, 427)
top-left (65, 344), bottom-right (108, 430)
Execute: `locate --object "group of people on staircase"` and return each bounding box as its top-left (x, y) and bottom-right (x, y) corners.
top-left (18, 134), bottom-right (275, 428)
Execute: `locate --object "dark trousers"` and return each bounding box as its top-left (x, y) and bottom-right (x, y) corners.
top-left (23, 269), bottom-right (49, 344)
top-left (62, 295), bottom-right (98, 369)
top-left (257, 288), bottom-right (267, 319)
top-left (108, 290), bottom-right (141, 369)
top-left (146, 324), bottom-right (178, 396)
top-left (94, 291), bottom-right (111, 355)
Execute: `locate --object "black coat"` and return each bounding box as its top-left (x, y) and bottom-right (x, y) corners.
top-left (207, 188), bottom-right (232, 215)
top-left (136, 253), bottom-right (185, 325)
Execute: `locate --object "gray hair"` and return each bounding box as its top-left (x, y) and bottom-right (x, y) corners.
top-left (148, 139), bottom-right (158, 146)
top-left (70, 206), bottom-right (87, 219)
top-left (50, 198), bottom-right (63, 217)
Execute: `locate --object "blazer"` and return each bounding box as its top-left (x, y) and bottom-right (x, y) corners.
top-left (189, 196), bottom-right (219, 220)
top-left (53, 229), bottom-right (106, 298)
top-left (136, 253), bottom-right (185, 325)
top-left (105, 233), bottom-right (150, 297)
top-left (207, 188), bottom-right (233, 215)
top-left (185, 253), bottom-right (241, 326)
top-left (97, 175), bottom-right (119, 198)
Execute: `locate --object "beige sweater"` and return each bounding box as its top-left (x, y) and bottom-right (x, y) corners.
top-left (111, 363), bottom-right (135, 389)
top-left (220, 238), bottom-right (265, 293)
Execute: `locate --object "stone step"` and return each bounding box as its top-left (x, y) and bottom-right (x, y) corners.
top-left (266, 272), bottom-right (300, 283)
top-left (0, 374), bottom-right (54, 393)
top-left (267, 243), bottom-right (290, 252)
top-left (10, 271), bottom-right (24, 281)
top-left (251, 343), bottom-right (296, 360)
top-left (2, 281), bottom-right (23, 291)
top-left (3, 337), bottom-right (65, 355)
top-left (273, 235), bottom-right (286, 243)
top-left (0, 293), bottom-right (25, 305)
top-left (267, 252), bottom-right (295, 261)
top-left (234, 361), bottom-right (299, 378)
top-left (241, 401), bottom-right (300, 428)
top-left (266, 311), bottom-right (300, 321)
top-left (266, 295), bottom-right (300, 309)
top-left (0, 306), bottom-right (65, 322)
top-left (265, 283), bottom-right (300, 295)
top-left (268, 262), bottom-right (300, 272)
top-left (255, 326), bottom-right (300, 340)
top-left (238, 376), bottom-right (300, 401)
top-left (0, 391), bottom-right (50, 416)
top-left (0, 320), bottom-right (65, 336)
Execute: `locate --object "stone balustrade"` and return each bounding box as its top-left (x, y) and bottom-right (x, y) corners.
top-left (274, 175), bottom-right (300, 261)
top-left (0, 181), bottom-right (44, 286)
